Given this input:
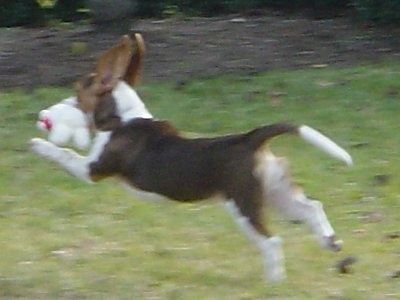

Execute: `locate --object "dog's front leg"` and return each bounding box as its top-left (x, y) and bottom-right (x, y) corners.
top-left (30, 138), bottom-right (92, 183)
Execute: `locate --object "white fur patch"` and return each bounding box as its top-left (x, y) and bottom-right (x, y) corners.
top-left (87, 131), bottom-right (112, 162)
top-left (112, 81), bottom-right (153, 122)
top-left (121, 182), bottom-right (170, 203)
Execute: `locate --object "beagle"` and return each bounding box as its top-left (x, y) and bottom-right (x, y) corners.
top-left (30, 34), bottom-right (352, 282)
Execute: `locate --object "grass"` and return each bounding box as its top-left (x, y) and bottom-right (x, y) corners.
top-left (1, 62), bottom-right (400, 299)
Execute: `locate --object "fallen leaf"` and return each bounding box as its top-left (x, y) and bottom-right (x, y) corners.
top-left (385, 232), bottom-right (400, 239)
top-left (388, 270), bottom-right (400, 279)
top-left (311, 64), bottom-right (328, 69)
top-left (372, 174), bottom-right (391, 186)
top-left (315, 80), bottom-right (336, 87)
top-left (359, 211), bottom-right (385, 223)
top-left (336, 256), bottom-right (357, 274)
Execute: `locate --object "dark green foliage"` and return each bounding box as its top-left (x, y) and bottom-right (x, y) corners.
top-left (52, 0), bottom-right (87, 21)
top-left (135, 0), bottom-right (166, 17)
top-left (354, 0), bottom-right (400, 25)
top-left (0, 0), bottom-right (45, 27)
top-left (1, 0), bottom-right (400, 27)
top-left (0, 0), bottom-right (86, 27)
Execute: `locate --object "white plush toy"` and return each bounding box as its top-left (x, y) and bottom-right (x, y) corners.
top-left (36, 101), bottom-right (91, 150)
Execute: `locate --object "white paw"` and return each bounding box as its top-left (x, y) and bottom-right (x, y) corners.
top-left (266, 267), bottom-right (287, 282)
top-left (29, 138), bottom-right (56, 158)
top-left (322, 235), bottom-right (343, 252)
top-left (263, 236), bottom-right (286, 282)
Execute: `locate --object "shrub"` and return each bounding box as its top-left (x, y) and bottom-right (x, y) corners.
top-left (0, 0), bottom-right (87, 27)
top-left (1, 0), bottom-right (400, 27)
top-left (0, 0), bottom-right (44, 27)
top-left (135, 0), bottom-right (166, 17)
top-left (354, 0), bottom-right (400, 24)
top-left (88, 0), bottom-right (136, 23)
top-left (52, 0), bottom-right (87, 22)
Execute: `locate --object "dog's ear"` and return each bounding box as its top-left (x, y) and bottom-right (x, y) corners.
top-left (94, 35), bottom-right (133, 94)
top-left (123, 33), bottom-right (146, 87)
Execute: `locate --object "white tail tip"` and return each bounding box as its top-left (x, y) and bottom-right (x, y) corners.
top-left (299, 125), bottom-right (353, 166)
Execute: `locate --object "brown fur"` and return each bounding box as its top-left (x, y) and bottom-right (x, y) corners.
top-left (75, 34), bottom-right (144, 114)
top-left (88, 118), bottom-right (297, 236)
top-left (93, 92), bottom-right (122, 131)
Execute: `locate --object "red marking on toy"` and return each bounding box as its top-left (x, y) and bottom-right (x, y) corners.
top-left (40, 117), bottom-right (52, 131)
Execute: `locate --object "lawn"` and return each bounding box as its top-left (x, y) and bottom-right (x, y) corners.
top-left (1, 63), bottom-right (399, 299)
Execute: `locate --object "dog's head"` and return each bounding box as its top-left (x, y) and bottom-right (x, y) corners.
top-left (61, 34), bottom-right (152, 131)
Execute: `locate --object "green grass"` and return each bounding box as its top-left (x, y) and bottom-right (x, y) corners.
top-left (1, 63), bottom-right (400, 299)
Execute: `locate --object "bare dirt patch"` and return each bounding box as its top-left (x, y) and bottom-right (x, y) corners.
top-left (0, 15), bottom-right (399, 89)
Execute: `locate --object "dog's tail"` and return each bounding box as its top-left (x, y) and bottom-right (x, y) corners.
top-left (245, 123), bottom-right (352, 165)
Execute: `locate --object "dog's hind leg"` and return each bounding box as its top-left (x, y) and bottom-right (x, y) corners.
top-left (272, 189), bottom-right (342, 252)
top-left (30, 138), bottom-right (92, 183)
top-left (224, 200), bottom-right (286, 282)
top-left (264, 157), bottom-right (342, 252)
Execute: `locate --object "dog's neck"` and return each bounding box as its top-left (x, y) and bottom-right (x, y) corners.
top-left (112, 81), bottom-right (153, 122)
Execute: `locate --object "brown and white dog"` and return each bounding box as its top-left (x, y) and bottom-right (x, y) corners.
top-left (30, 34), bottom-right (352, 282)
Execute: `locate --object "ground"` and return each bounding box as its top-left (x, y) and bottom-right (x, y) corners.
top-left (0, 14), bottom-right (399, 90)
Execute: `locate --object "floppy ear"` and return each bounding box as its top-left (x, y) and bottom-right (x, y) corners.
top-left (123, 33), bottom-right (146, 87)
top-left (94, 35), bottom-right (133, 94)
